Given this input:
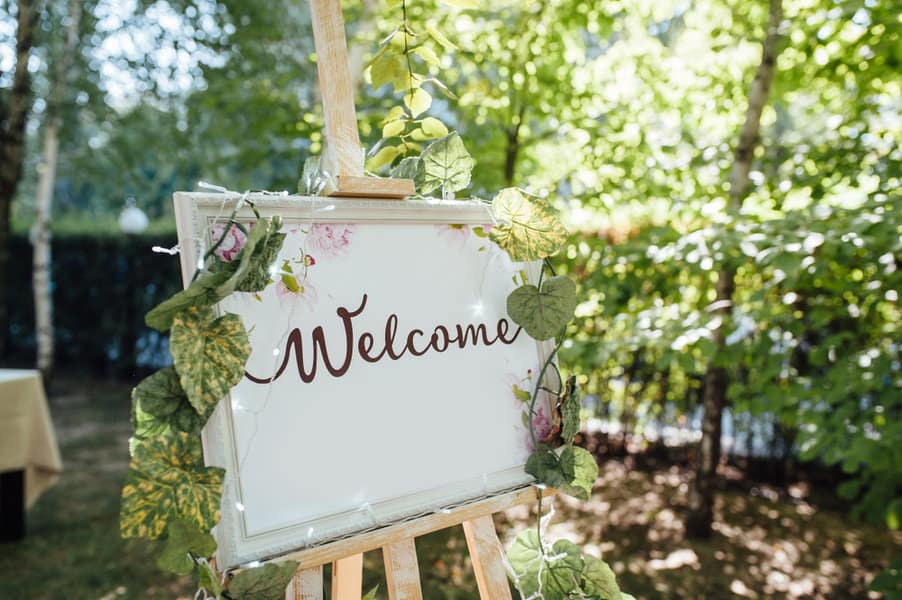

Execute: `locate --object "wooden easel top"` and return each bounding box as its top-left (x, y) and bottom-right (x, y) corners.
top-left (310, 0), bottom-right (415, 199)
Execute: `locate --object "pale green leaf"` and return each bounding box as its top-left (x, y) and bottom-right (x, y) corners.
top-left (229, 561), bottom-right (299, 600)
top-left (506, 276), bottom-right (577, 341)
top-left (426, 23), bottom-right (458, 51)
top-left (582, 555), bottom-right (620, 599)
top-left (382, 120), bottom-right (405, 139)
top-left (369, 145), bottom-right (400, 170)
top-left (404, 87), bottom-right (432, 118)
top-left (560, 446), bottom-right (598, 500)
top-left (413, 46), bottom-right (441, 67)
top-left (421, 116), bottom-right (449, 138)
top-left (390, 156), bottom-right (422, 181)
top-left (506, 530), bottom-right (582, 600)
top-left (120, 433), bottom-right (224, 540)
top-left (170, 306), bottom-right (251, 416)
top-left (419, 132), bottom-right (475, 194)
top-left (489, 188), bottom-right (568, 261)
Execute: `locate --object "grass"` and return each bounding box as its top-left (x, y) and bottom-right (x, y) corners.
top-left (0, 379), bottom-right (898, 599)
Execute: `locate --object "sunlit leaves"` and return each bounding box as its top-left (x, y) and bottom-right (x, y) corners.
top-left (170, 306), bottom-right (251, 416)
top-left (369, 145), bottom-right (400, 170)
top-left (421, 116), bottom-right (449, 138)
top-left (120, 433), bottom-right (224, 540)
top-left (404, 87), bottom-right (433, 118)
top-left (490, 189), bottom-right (567, 262)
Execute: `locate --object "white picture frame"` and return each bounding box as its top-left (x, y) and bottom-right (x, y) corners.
top-left (173, 192), bottom-right (555, 569)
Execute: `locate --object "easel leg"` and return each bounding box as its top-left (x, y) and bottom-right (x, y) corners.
top-left (382, 538), bottom-right (423, 600)
top-left (286, 566), bottom-right (323, 600)
top-left (463, 516), bottom-right (513, 600)
top-left (331, 553), bottom-right (363, 600)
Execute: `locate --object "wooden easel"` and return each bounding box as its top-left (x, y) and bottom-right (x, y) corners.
top-left (309, 0), bottom-right (414, 198)
top-left (272, 2), bottom-right (540, 597)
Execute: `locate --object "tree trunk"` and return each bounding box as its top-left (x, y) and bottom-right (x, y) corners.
top-left (0, 0), bottom-right (39, 357)
top-left (686, 0), bottom-right (784, 539)
top-left (32, 0), bottom-right (82, 379)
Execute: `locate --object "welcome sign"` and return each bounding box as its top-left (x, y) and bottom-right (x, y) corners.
top-left (174, 193), bottom-right (553, 568)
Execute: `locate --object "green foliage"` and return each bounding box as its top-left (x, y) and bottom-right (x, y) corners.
top-left (133, 367), bottom-right (211, 437)
top-left (119, 433), bottom-right (225, 541)
top-left (157, 519), bottom-right (218, 575)
top-left (506, 526), bottom-right (631, 600)
top-left (526, 446), bottom-right (599, 502)
top-left (417, 132), bottom-right (476, 195)
top-left (228, 561), bottom-right (300, 600)
top-left (170, 306), bottom-right (251, 416)
top-left (870, 558), bottom-right (902, 600)
top-left (507, 276), bottom-right (577, 341)
top-left (490, 189), bottom-right (567, 262)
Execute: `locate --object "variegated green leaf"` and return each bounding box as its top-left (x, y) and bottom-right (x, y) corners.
top-left (170, 306), bottom-right (250, 416)
top-left (560, 376), bottom-right (581, 444)
top-left (120, 433), bottom-right (224, 540)
top-left (489, 188), bottom-right (567, 262)
top-left (233, 219), bottom-right (285, 293)
top-left (144, 270), bottom-right (231, 332)
top-left (133, 367), bottom-right (213, 437)
top-left (229, 561), bottom-right (300, 599)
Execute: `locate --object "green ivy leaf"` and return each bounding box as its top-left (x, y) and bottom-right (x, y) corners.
top-left (234, 220), bottom-right (285, 293)
top-left (120, 433), bottom-right (225, 540)
top-left (390, 156), bottom-right (422, 182)
top-left (229, 561), bottom-right (299, 600)
top-left (145, 270), bottom-right (231, 332)
top-left (525, 448), bottom-right (565, 488)
top-left (560, 446), bottom-right (598, 501)
top-left (145, 217), bottom-right (279, 332)
top-left (582, 555), bottom-right (620, 599)
top-left (171, 306), bottom-right (251, 417)
top-left (506, 530), bottom-right (582, 600)
top-left (133, 367), bottom-right (212, 437)
top-left (489, 188), bottom-right (567, 262)
top-left (507, 276), bottom-right (577, 341)
top-left (419, 132), bottom-right (475, 195)
top-left (156, 518), bottom-right (217, 575)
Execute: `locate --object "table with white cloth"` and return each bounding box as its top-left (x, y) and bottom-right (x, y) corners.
top-left (0, 369), bottom-right (63, 541)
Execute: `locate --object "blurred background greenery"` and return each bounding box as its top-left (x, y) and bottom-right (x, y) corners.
top-left (0, 0), bottom-right (899, 598)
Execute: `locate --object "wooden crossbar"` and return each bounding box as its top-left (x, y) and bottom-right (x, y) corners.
top-left (280, 487), bottom-right (552, 599)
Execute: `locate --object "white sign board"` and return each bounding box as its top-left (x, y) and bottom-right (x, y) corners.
top-left (174, 193), bottom-right (551, 568)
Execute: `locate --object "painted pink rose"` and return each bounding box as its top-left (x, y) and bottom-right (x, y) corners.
top-left (276, 277), bottom-right (318, 311)
top-left (210, 223), bottom-right (247, 262)
top-left (437, 224), bottom-right (471, 247)
top-left (307, 224), bottom-right (354, 258)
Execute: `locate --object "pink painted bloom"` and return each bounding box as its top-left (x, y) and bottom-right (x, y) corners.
top-left (275, 277), bottom-right (318, 311)
top-left (210, 223), bottom-right (248, 262)
top-left (436, 224), bottom-right (471, 247)
top-left (307, 224), bottom-right (354, 258)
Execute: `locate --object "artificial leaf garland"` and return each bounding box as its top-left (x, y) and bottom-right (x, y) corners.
top-left (170, 306), bottom-right (251, 416)
top-left (490, 187), bottom-right (568, 262)
top-left (120, 432), bottom-right (225, 540)
top-left (507, 275), bottom-right (578, 341)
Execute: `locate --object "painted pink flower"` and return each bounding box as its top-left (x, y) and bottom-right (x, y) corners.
top-left (307, 224), bottom-right (354, 258)
top-left (437, 224), bottom-right (471, 247)
top-left (275, 277), bottom-right (318, 311)
top-left (210, 223), bottom-right (247, 262)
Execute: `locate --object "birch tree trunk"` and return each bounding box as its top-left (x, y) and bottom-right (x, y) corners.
top-left (0, 0), bottom-right (39, 357)
top-left (32, 0), bottom-right (82, 378)
top-left (685, 0), bottom-right (784, 538)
